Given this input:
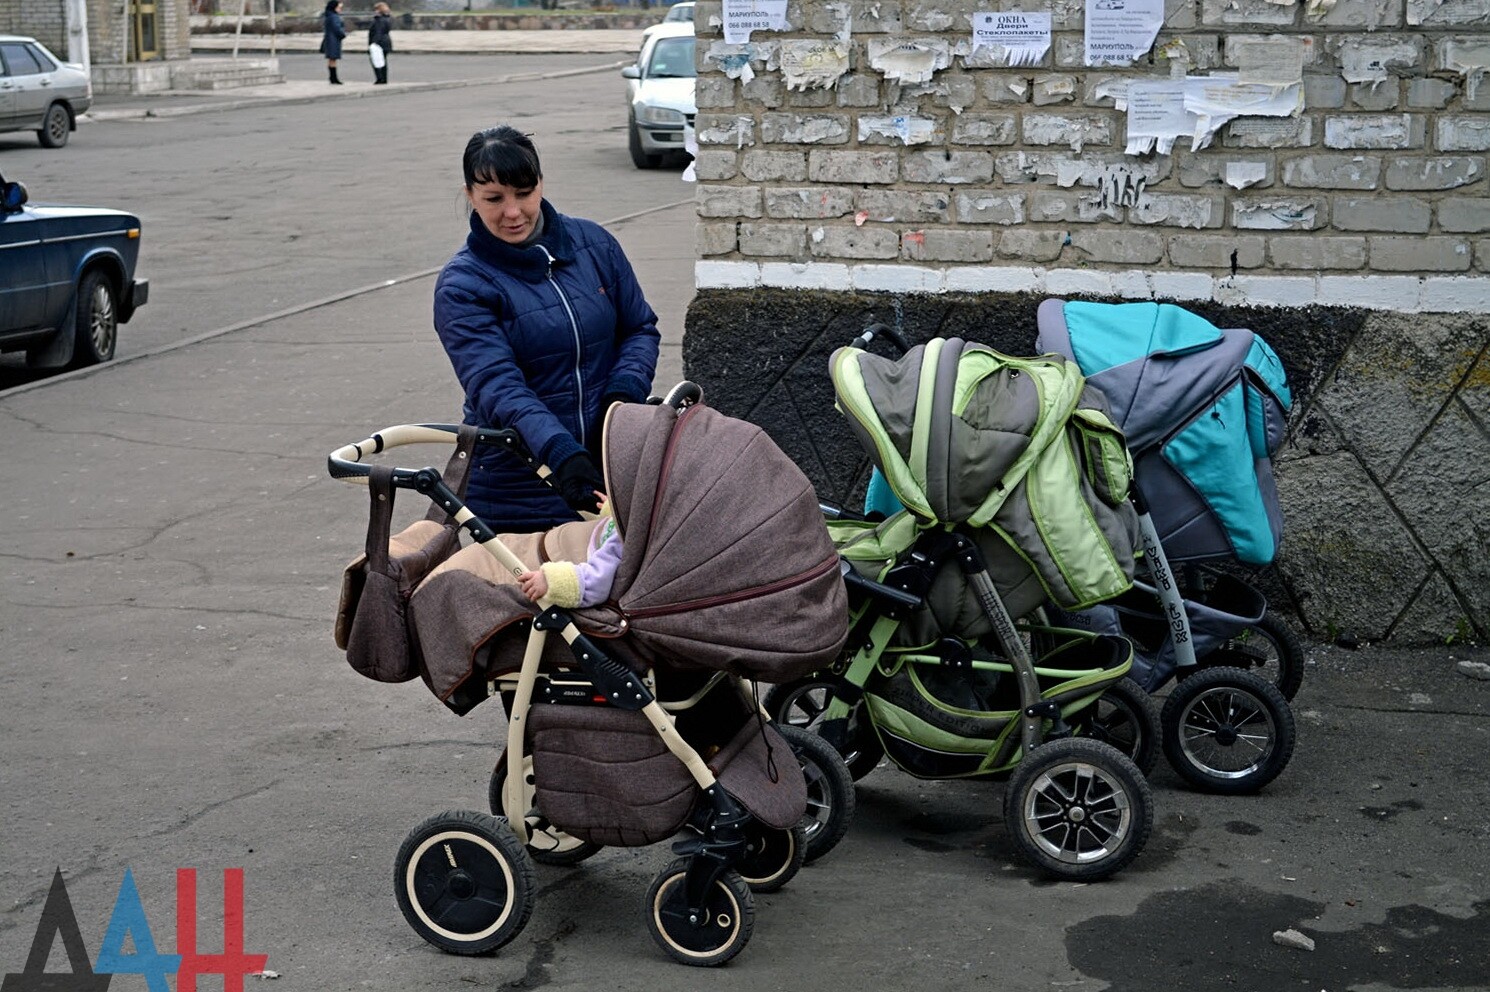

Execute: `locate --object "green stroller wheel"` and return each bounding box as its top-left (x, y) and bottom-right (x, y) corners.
top-left (488, 750), bottom-right (603, 867)
top-left (736, 822), bottom-right (807, 893)
top-left (394, 809), bottom-right (536, 956)
top-left (764, 677), bottom-right (884, 780)
top-left (776, 724), bottom-right (856, 863)
top-left (1071, 676), bottom-right (1161, 778)
top-left (645, 859), bottom-right (755, 967)
top-left (1003, 738), bottom-right (1152, 882)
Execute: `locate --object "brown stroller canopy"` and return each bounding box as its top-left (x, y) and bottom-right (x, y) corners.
top-left (410, 400), bottom-right (849, 713)
top-left (604, 401), bottom-right (849, 683)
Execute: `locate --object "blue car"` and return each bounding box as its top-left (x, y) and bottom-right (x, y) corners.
top-left (0, 173), bottom-right (148, 368)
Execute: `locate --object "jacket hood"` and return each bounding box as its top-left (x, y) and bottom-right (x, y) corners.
top-left (465, 198), bottom-right (572, 283)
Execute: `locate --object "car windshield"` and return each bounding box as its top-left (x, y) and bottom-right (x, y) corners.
top-left (647, 36), bottom-right (695, 79)
top-left (664, 4), bottom-right (693, 22)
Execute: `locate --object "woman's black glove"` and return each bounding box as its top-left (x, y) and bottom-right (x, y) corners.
top-left (552, 452), bottom-right (604, 514)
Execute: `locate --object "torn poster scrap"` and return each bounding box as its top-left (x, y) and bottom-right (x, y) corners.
top-left (779, 40), bottom-right (850, 90)
top-left (1124, 80), bottom-right (1196, 154)
top-left (859, 115), bottom-right (941, 144)
top-left (867, 38), bottom-right (954, 84)
top-left (1184, 73), bottom-right (1302, 150)
top-left (681, 124), bottom-right (697, 182)
top-left (1440, 37), bottom-right (1490, 101)
top-left (1085, 0), bottom-right (1165, 67)
top-left (1236, 37), bottom-right (1307, 88)
top-left (705, 41), bottom-right (771, 83)
top-left (722, 0), bottom-right (788, 45)
top-left (971, 11), bottom-right (1052, 68)
top-left (1225, 161), bottom-right (1268, 189)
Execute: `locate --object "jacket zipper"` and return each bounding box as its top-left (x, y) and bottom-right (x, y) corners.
top-left (540, 245), bottom-right (586, 448)
top-left (622, 554), bottom-right (841, 620)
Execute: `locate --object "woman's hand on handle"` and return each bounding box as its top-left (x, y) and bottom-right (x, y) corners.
top-left (552, 453), bottom-right (604, 514)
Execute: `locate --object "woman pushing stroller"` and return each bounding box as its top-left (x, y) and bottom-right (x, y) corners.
top-left (433, 125), bottom-right (661, 532)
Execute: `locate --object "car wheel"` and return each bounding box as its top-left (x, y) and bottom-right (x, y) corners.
top-left (38, 103), bottom-right (70, 149)
top-left (629, 119), bottom-right (661, 169)
top-left (72, 269), bottom-right (118, 367)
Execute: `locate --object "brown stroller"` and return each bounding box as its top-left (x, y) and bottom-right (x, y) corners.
top-left (328, 389), bottom-right (853, 966)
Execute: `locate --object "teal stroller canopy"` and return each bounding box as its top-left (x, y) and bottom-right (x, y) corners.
top-left (830, 337), bottom-right (1140, 612)
top-left (1035, 300), bottom-right (1293, 566)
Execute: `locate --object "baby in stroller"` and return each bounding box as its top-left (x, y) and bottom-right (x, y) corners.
top-left (330, 392), bottom-right (854, 966)
top-left (516, 493), bottom-right (620, 607)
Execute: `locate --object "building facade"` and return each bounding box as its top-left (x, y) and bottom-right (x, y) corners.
top-left (1, 0), bottom-right (192, 77)
top-left (683, 0), bottom-right (1490, 645)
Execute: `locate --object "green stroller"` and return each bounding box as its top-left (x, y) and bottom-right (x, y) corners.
top-left (767, 333), bottom-right (1155, 881)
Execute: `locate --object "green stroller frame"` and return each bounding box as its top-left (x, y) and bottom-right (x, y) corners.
top-left (770, 328), bottom-right (1154, 882)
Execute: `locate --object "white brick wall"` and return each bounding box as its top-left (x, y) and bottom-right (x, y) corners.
top-left (693, 0), bottom-right (1490, 298)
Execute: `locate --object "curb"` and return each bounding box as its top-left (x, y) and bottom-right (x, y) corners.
top-left (82, 59), bottom-right (627, 123)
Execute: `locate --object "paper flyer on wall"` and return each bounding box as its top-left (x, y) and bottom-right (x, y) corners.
top-left (1236, 37), bottom-right (1307, 88)
top-left (971, 11), bottom-right (1052, 67)
top-left (1084, 0), bottom-right (1165, 67)
top-left (1124, 80), bottom-right (1195, 154)
top-left (721, 0), bottom-right (788, 44)
top-left (1183, 73), bottom-right (1302, 149)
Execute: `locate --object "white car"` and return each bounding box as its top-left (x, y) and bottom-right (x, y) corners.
top-left (640, 1), bottom-right (695, 44)
top-left (0, 35), bottom-right (92, 148)
top-left (622, 22), bottom-right (696, 169)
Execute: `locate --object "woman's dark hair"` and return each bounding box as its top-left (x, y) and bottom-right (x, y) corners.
top-left (462, 126), bottom-right (542, 190)
top-left (324, 0), bottom-right (339, 12)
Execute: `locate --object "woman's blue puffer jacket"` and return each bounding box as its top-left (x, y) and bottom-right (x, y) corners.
top-left (433, 200), bottom-right (660, 532)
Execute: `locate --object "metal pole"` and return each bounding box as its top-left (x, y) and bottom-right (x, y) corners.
top-left (269, 0), bottom-right (277, 57)
top-left (231, 0), bottom-right (248, 58)
top-left (122, 0), bottom-right (131, 66)
top-left (65, 0), bottom-right (91, 74)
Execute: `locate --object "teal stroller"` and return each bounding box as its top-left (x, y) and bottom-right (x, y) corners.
top-left (767, 334), bottom-right (1155, 881)
top-left (1035, 300), bottom-right (1300, 795)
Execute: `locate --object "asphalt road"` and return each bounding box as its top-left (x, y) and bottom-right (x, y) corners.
top-left (1, 55), bottom-right (1489, 992)
top-left (0, 55), bottom-right (687, 389)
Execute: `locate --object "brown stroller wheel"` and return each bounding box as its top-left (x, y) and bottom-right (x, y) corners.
top-left (736, 822), bottom-right (806, 893)
top-left (645, 859), bottom-right (754, 966)
top-left (393, 809), bottom-right (536, 955)
top-left (488, 750), bottom-right (602, 867)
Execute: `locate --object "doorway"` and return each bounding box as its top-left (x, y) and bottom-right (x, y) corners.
top-left (131, 0), bottom-right (159, 61)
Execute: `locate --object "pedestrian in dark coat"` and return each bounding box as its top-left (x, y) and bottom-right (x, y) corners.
top-left (368, 2), bottom-right (393, 84)
top-left (433, 125), bottom-right (661, 532)
top-left (320, 0), bottom-right (346, 85)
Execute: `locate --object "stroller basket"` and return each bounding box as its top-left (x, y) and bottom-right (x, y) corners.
top-left (868, 631), bottom-right (1132, 778)
top-left (1054, 570), bottom-right (1266, 692)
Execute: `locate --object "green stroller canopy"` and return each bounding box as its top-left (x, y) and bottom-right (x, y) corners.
top-left (830, 337), bottom-right (1141, 611)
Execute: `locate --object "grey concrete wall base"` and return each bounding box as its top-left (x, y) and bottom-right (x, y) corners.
top-left (684, 288), bottom-right (1489, 647)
